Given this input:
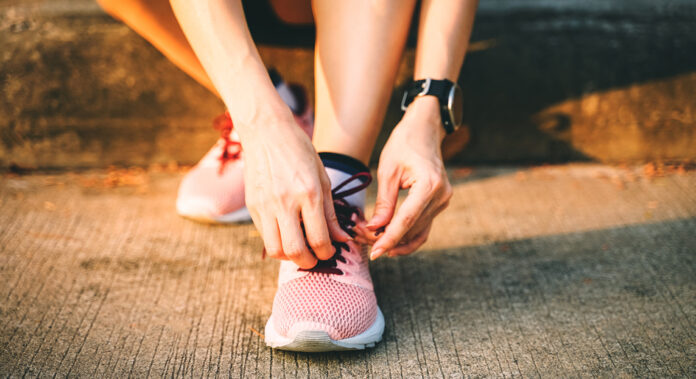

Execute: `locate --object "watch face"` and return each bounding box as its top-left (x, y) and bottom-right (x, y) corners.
top-left (448, 84), bottom-right (464, 128)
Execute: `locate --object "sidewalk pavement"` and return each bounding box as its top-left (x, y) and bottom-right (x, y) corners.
top-left (1, 164), bottom-right (695, 377)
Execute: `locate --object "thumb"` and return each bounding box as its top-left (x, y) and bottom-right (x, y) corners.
top-left (367, 170), bottom-right (399, 230)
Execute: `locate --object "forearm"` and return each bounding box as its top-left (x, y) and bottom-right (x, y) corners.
top-left (414, 0), bottom-right (478, 81)
top-left (169, 0), bottom-right (295, 142)
top-left (370, 1), bottom-right (476, 255)
top-left (402, 0), bottom-right (478, 142)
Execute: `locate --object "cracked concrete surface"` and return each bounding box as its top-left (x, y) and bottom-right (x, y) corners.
top-left (1, 164), bottom-right (694, 377)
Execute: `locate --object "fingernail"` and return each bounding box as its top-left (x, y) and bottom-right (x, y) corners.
top-left (365, 221), bottom-right (379, 229)
top-left (370, 248), bottom-right (383, 260)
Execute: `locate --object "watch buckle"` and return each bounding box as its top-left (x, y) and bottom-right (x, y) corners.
top-left (401, 78), bottom-right (431, 111)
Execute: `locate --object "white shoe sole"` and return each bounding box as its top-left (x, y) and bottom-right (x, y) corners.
top-left (264, 307), bottom-right (384, 352)
top-left (176, 200), bottom-right (252, 224)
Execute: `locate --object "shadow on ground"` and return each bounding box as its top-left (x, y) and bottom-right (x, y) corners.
top-left (1, 168), bottom-right (694, 376)
top-left (270, 218), bottom-right (696, 377)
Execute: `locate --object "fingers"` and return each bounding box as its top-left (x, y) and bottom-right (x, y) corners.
top-left (248, 207), bottom-right (288, 260)
top-left (400, 199), bottom-right (449, 243)
top-left (370, 175), bottom-right (453, 259)
top-left (366, 168), bottom-right (399, 231)
top-left (278, 213), bottom-right (318, 269)
top-left (387, 224), bottom-right (431, 257)
top-left (260, 218), bottom-right (288, 260)
top-left (352, 220), bottom-right (380, 245)
top-left (252, 170), bottom-right (344, 264)
top-left (370, 181), bottom-right (430, 259)
top-left (301, 203), bottom-right (335, 260)
top-left (372, 200), bottom-right (445, 258)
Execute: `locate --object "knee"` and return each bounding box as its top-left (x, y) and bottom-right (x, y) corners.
top-left (97, 0), bottom-right (145, 19)
top-left (97, 0), bottom-right (123, 17)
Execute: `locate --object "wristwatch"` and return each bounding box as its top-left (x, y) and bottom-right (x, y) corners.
top-left (401, 78), bottom-right (464, 134)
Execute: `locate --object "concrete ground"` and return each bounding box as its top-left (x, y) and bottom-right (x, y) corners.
top-left (1, 164), bottom-right (695, 377)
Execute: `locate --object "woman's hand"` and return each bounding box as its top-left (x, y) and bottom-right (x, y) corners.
top-left (171, 0), bottom-right (350, 267)
top-left (241, 115), bottom-right (351, 269)
top-left (367, 96), bottom-right (453, 259)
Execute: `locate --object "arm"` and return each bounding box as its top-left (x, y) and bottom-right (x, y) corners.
top-left (170, 0), bottom-right (286, 131)
top-left (414, 0), bottom-right (477, 81)
top-left (368, 0), bottom-right (478, 259)
top-left (170, 0), bottom-right (350, 267)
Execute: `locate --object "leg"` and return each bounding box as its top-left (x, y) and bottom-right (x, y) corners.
top-left (98, 0), bottom-right (316, 96)
top-left (267, 1), bottom-right (412, 351)
top-left (98, 0), bottom-right (217, 94)
top-left (311, 0), bottom-right (417, 164)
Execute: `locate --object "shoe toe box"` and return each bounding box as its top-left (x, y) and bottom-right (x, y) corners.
top-left (271, 274), bottom-right (378, 341)
top-left (176, 165), bottom-right (245, 218)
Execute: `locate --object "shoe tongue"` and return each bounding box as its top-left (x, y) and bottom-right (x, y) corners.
top-left (325, 167), bottom-right (366, 211)
top-left (275, 81), bottom-right (299, 114)
top-left (319, 152), bottom-right (370, 210)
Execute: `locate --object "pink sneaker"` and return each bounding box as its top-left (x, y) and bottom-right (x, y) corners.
top-left (264, 173), bottom-right (385, 352)
top-left (176, 73), bottom-right (314, 223)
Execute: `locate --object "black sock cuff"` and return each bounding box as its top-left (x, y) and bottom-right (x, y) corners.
top-left (319, 152), bottom-right (369, 175)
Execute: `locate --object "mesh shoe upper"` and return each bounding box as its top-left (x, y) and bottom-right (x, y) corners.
top-left (272, 269), bottom-right (378, 340)
top-left (176, 138), bottom-right (246, 218)
top-left (269, 173), bottom-right (379, 341)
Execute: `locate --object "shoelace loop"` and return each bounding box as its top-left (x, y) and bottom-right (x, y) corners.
top-left (299, 172), bottom-right (372, 275)
top-left (213, 111), bottom-right (242, 174)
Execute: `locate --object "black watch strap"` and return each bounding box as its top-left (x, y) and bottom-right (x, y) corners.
top-left (401, 78), bottom-right (457, 134)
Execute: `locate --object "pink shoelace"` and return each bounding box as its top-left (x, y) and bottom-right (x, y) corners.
top-left (299, 172), bottom-right (372, 275)
top-left (213, 111), bottom-right (242, 174)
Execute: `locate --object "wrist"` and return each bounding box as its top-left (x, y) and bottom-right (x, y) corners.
top-left (403, 96), bottom-right (447, 142)
top-left (219, 65), bottom-right (297, 142)
top-left (234, 106), bottom-right (297, 146)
